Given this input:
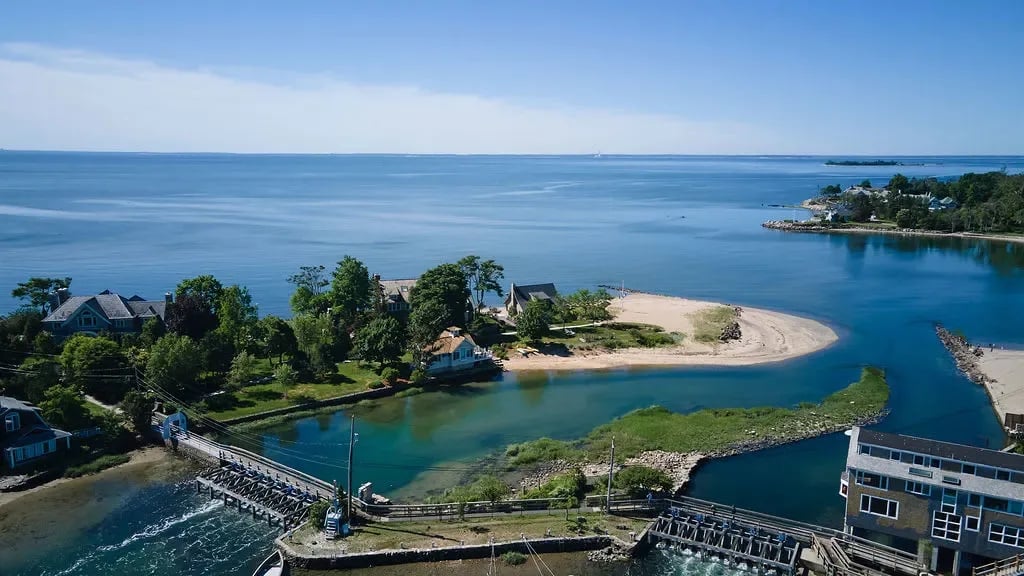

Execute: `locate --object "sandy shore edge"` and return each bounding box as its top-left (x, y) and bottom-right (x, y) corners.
top-left (975, 348), bottom-right (1024, 427)
top-left (502, 293), bottom-right (837, 372)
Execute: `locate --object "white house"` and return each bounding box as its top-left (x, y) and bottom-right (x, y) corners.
top-left (423, 327), bottom-right (492, 375)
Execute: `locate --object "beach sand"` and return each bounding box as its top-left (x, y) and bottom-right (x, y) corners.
top-left (502, 293), bottom-right (837, 371)
top-left (976, 348), bottom-right (1024, 425)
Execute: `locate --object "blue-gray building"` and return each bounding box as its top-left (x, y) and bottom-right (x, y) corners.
top-left (842, 427), bottom-right (1024, 575)
top-left (42, 289), bottom-right (170, 340)
top-left (1, 396), bottom-right (71, 470)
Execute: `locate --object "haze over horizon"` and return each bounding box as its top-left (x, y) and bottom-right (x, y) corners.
top-left (1, 1), bottom-right (1021, 156)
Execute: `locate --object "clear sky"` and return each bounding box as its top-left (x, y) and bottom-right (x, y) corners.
top-left (1, 1), bottom-right (1021, 155)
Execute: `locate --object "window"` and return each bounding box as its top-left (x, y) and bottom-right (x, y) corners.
top-left (910, 467), bottom-right (934, 478)
top-left (942, 476), bottom-right (962, 486)
top-left (965, 515), bottom-right (980, 532)
top-left (962, 464), bottom-right (976, 475)
top-left (913, 454), bottom-right (929, 466)
top-left (942, 488), bottom-right (958, 513)
top-left (932, 511), bottom-right (962, 542)
top-left (4, 413), bottom-right (19, 432)
top-left (984, 497), bottom-right (1010, 513)
top-left (930, 458), bottom-right (943, 469)
top-left (997, 469), bottom-right (1013, 482)
top-left (79, 312), bottom-right (96, 328)
top-left (968, 493), bottom-right (982, 508)
top-left (889, 451), bottom-right (901, 461)
top-left (855, 471), bottom-right (888, 490)
top-left (905, 481), bottom-right (931, 496)
top-left (859, 444), bottom-right (872, 455)
top-left (860, 494), bottom-right (898, 519)
top-left (977, 466), bottom-right (997, 479)
top-left (990, 524), bottom-right (1024, 548)
top-left (42, 441), bottom-right (50, 454)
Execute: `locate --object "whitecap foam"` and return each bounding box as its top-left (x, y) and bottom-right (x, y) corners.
top-left (96, 499), bottom-right (223, 553)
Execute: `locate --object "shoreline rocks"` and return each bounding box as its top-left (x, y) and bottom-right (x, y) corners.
top-left (935, 324), bottom-right (990, 386)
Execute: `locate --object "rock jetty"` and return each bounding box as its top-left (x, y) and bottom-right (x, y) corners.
top-left (935, 324), bottom-right (990, 386)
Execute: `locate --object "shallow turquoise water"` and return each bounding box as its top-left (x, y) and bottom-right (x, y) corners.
top-left (2, 153), bottom-right (1023, 575)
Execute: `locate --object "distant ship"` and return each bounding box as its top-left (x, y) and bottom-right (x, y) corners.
top-left (594, 151), bottom-right (602, 158)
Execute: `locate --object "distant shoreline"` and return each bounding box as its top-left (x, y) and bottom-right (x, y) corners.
top-left (823, 159), bottom-right (929, 167)
top-left (762, 220), bottom-right (1024, 245)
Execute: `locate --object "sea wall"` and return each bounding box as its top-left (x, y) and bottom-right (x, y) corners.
top-left (278, 533), bottom-right (631, 570)
top-left (211, 384), bottom-right (413, 426)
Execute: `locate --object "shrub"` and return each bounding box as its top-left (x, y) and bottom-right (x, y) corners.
top-left (307, 499), bottom-right (331, 526)
top-left (64, 454), bottom-right (131, 478)
top-left (501, 551), bottom-right (528, 566)
top-left (274, 363), bottom-right (298, 387)
top-left (367, 381), bottom-right (385, 390)
top-left (381, 367), bottom-right (400, 386)
top-left (410, 368), bottom-right (427, 384)
top-left (614, 465), bottom-right (673, 497)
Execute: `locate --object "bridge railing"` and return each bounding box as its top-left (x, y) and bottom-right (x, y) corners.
top-left (974, 553), bottom-right (1024, 576)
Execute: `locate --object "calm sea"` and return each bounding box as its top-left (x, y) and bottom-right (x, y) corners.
top-left (2, 152), bottom-right (1024, 576)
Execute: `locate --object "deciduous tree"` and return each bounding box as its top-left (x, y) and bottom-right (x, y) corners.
top-left (288, 265), bottom-right (331, 315)
top-left (516, 300), bottom-right (550, 342)
top-left (145, 334), bottom-right (202, 398)
top-left (614, 465), bottom-right (673, 497)
top-left (39, 384), bottom-right (90, 430)
top-left (259, 315), bottom-right (298, 365)
top-left (410, 263), bottom-right (469, 328)
top-left (353, 316), bottom-right (406, 367)
top-left (458, 255), bottom-right (505, 310)
top-left (175, 275), bottom-right (224, 314)
top-left (119, 389), bottom-right (154, 436)
top-left (330, 256), bottom-right (372, 324)
top-left (166, 293), bottom-right (219, 340)
top-left (60, 334), bottom-right (127, 402)
top-left (407, 299), bottom-right (449, 363)
top-left (216, 284), bottom-right (258, 348)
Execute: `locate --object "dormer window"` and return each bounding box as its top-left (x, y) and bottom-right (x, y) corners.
top-left (4, 412), bottom-right (19, 432)
top-left (79, 311), bottom-right (96, 328)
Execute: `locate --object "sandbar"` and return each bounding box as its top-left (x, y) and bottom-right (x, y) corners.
top-left (975, 348), bottom-right (1024, 425)
top-left (502, 293), bottom-right (837, 371)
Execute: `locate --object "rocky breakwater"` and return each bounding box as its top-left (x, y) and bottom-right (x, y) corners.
top-left (935, 324), bottom-right (990, 386)
top-left (721, 306), bottom-right (743, 342)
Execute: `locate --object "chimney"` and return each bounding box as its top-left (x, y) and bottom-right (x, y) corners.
top-left (56, 288), bottom-right (69, 305)
top-left (450, 327), bottom-right (461, 337)
top-left (165, 292), bottom-right (173, 305)
top-left (373, 274), bottom-right (381, 282)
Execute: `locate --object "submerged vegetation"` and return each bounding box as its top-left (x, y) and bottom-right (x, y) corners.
top-left (505, 367), bottom-right (889, 467)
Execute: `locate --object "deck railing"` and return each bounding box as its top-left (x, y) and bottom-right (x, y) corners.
top-left (974, 553), bottom-right (1024, 576)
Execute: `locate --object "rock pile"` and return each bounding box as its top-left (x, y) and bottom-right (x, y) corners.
top-left (935, 324), bottom-right (990, 386)
top-left (623, 451), bottom-right (706, 492)
top-left (588, 545), bottom-right (631, 563)
top-left (720, 321), bottom-right (742, 342)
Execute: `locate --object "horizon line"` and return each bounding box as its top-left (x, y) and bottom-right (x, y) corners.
top-left (1, 149), bottom-right (1023, 158)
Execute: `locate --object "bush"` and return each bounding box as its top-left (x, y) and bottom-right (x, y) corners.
top-left (504, 437), bottom-right (580, 466)
top-left (410, 368), bottom-right (427, 384)
top-left (274, 363), bottom-right (298, 387)
top-left (308, 499), bottom-right (331, 526)
top-left (367, 381), bottom-right (385, 390)
top-left (614, 465), bottom-right (673, 497)
top-left (501, 551), bottom-right (528, 566)
top-left (380, 367), bottom-right (400, 386)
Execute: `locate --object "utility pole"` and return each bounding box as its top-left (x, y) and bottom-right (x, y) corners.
top-left (347, 414), bottom-right (355, 523)
top-left (606, 436), bottom-right (615, 511)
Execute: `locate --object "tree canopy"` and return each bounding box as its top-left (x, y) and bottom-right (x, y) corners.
top-left (175, 275), bottom-right (224, 313)
top-left (330, 256), bottom-right (372, 324)
top-left (145, 333), bottom-right (202, 398)
top-left (216, 284), bottom-right (258, 348)
top-left (119, 389), bottom-right (154, 436)
top-left (407, 298), bottom-right (450, 363)
top-left (12, 277), bottom-right (71, 313)
top-left (516, 299), bottom-right (551, 342)
top-left (39, 384), bottom-right (90, 430)
top-left (410, 263), bottom-right (469, 329)
top-left (457, 255), bottom-right (505, 310)
top-left (288, 265), bottom-right (331, 315)
top-left (614, 465), bottom-right (673, 497)
top-left (166, 293), bottom-right (219, 340)
top-left (259, 315), bottom-right (298, 365)
top-left (353, 315), bottom-right (406, 367)
top-left (60, 334), bottom-right (127, 402)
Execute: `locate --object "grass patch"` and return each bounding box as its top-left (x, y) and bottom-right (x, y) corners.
top-left (691, 305), bottom-right (738, 344)
top-left (287, 513), bottom-right (650, 556)
top-left (63, 453), bottom-right (131, 478)
top-left (501, 551), bottom-right (528, 566)
top-left (506, 367), bottom-right (889, 466)
top-left (394, 387), bottom-right (425, 398)
top-left (539, 322), bottom-right (678, 352)
top-left (201, 361), bottom-right (391, 421)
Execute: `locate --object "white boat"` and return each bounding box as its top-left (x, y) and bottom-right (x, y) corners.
top-left (252, 550), bottom-right (288, 576)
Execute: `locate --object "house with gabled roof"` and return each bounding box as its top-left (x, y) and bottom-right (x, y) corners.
top-left (375, 275), bottom-right (418, 315)
top-left (504, 282), bottom-right (558, 316)
top-left (422, 327), bottom-right (493, 375)
top-left (42, 289), bottom-right (171, 340)
top-left (1, 396), bottom-right (71, 471)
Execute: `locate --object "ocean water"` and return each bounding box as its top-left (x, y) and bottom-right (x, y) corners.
top-left (2, 153), bottom-right (1024, 576)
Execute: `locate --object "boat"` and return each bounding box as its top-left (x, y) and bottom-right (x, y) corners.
top-left (252, 550), bottom-right (288, 576)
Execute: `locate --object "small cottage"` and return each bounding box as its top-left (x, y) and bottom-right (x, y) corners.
top-left (504, 282), bottom-right (558, 316)
top-left (422, 327), bottom-right (492, 375)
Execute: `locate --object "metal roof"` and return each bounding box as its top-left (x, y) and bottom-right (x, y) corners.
top-left (859, 428), bottom-right (1024, 474)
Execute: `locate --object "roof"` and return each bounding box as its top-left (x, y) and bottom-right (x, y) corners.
top-left (423, 328), bottom-right (477, 355)
top-left (5, 425), bottom-right (71, 448)
top-left (379, 279), bottom-right (417, 303)
top-left (859, 428), bottom-right (1024, 474)
top-left (43, 292), bottom-right (168, 323)
top-left (0, 396), bottom-right (41, 413)
top-left (507, 283), bottom-right (558, 305)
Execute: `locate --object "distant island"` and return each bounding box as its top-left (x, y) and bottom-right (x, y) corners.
top-left (825, 160), bottom-right (903, 166)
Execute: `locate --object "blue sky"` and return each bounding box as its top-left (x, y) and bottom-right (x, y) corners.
top-left (0, 1), bottom-right (1021, 154)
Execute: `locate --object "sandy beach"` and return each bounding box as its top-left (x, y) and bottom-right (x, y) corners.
top-left (503, 293), bottom-right (837, 371)
top-left (975, 348), bottom-right (1024, 425)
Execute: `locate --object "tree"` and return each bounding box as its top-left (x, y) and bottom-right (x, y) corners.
top-left (288, 265), bottom-right (331, 315)
top-left (859, 179), bottom-right (873, 189)
top-left (216, 284), bottom-right (258, 348)
top-left (614, 465), bottom-right (673, 497)
top-left (12, 277), bottom-right (71, 314)
top-left (198, 330), bottom-right (235, 374)
top-left (407, 299), bottom-right (449, 363)
top-left (166, 293), bottom-right (219, 340)
top-left (145, 334), bottom-right (202, 398)
top-left (175, 275), bottom-right (224, 314)
top-left (329, 256), bottom-right (372, 324)
top-left (847, 193), bottom-right (874, 222)
top-left (16, 356), bottom-right (60, 403)
top-left (895, 208), bottom-right (914, 228)
top-left (516, 299), bottom-right (551, 342)
top-left (562, 289), bottom-right (613, 323)
top-left (820, 184), bottom-right (843, 197)
top-left (259, 315), bottom-right (298, 365)
top-left (60, 334), bottom-right (127, 402)
top-left (411, 263), bottom-right (469, 328)
top-left (228, 351), bottom-right (258, 388)
top-left (888, 173), bottom-right (909, 194)
top-left (381, 367), bottom-right (400, 386)
top-left (38, 384), bottom-right (90, 430)
top-left (273, 363), bottom-right (298, 386)
top-left (353, 316), bottom-right (406, 367)
top-left (120, 389), bottom-right (154, 436)
top-left (140, 317), bottom-right (166, 347)
top-left (32, 331), bottom-right (57, 355)
top-left (458, 255), bottom-right (505, 310)
top-left (473, 475), bottom-right (510, 504)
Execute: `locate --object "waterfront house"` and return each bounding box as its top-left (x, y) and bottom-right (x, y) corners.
top-left (422, 327), bottom-right (493, 375)
top-left (504, 282), bottom-right (558, 316)
top-left (375, 276), bottom-right (417, 315)
top-left (1, 396), bottom-right (72, 471)
top-left (840, 426), bottom-right (1024, 575)
top-left (42, 289), bottom-right (170, 340)
top-left (928, 196), bottom-right (959, 211)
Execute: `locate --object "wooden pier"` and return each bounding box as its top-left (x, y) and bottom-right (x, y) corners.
top-left (649, 505), bottom-right (801, 576)
top-left (196, 463), bottom-right (321, 530)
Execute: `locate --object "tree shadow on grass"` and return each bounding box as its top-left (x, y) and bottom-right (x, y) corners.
top-left (246, 389), bottom-right (285, 401)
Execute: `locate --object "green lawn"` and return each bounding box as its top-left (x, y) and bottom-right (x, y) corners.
top-left (83, 400), bottom-right (113, 419)
top-left (201, 360), bottom-right (392, 421)
top-left (505, 367), bottom-right (889, 466)
top-left (537, 322), bottom-right (679, 351)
